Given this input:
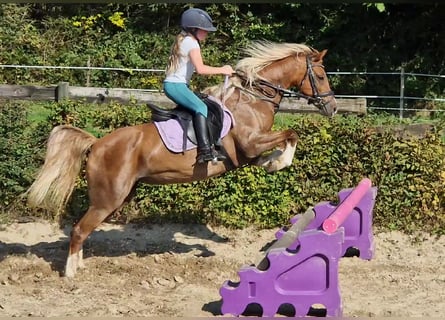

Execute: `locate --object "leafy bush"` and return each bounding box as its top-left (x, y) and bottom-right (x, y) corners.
top-left (0, 101), bottom-right (43, 212)
top-left (133, 113), bottom-right (445, 235)
top-left (89, 100), bottom-right (151, 130)
top-left (1, 100), bottom-right (444, 236)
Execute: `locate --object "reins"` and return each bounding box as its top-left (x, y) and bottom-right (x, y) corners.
top-left (229, 72), bottom-right (283, 111)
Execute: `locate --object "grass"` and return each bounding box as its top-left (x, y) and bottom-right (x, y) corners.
top-left (26, 102), bottom-right (52, 123)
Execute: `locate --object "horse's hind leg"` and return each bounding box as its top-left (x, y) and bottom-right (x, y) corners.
top-left (65, 206), bottom-right (115, 277)
top-left (65, 178), bottom-right (136, 277)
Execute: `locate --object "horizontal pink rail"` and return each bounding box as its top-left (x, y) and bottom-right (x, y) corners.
top-left (322, 178), bottom-right (372, 234)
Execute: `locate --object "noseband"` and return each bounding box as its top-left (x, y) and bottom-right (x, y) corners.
top-left (234, 54), bottom-right (335, 112)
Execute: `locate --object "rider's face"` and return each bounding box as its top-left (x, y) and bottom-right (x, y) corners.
top-left (196, 29), bottom-right (209, 41)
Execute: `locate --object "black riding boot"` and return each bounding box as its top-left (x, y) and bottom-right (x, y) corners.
top-left (193, 113), bottom-right (226, 164)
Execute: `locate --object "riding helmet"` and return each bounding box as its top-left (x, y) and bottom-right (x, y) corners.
top-left (181, 8), bottom-right (217, 32)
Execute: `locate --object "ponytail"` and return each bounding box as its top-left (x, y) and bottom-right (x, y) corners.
top-left (166, 31), bottom-right (186, 75)
top-left (166, 29), bottom-right (200, 75)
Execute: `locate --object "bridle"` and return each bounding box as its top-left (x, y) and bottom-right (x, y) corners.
top-left (299, 55), bottom-right (335, 107)
top-left (233, 54), bottom-right (335, 112)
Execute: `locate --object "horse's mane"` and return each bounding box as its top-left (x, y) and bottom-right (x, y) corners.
top-left (204, 41), bottom-right (315, 99)
top-left (236, 41), bottom-right (314, 84)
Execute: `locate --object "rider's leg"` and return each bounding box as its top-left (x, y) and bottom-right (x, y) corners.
top-left (163, 82), bottom-right (226, 163)
top-left (193, 112), bottom-right (226, 163)
top-left (193, 112), bottom-right (214, 163)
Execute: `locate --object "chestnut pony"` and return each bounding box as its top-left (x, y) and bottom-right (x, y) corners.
top-left (27, 41), bottom-right (337, 277)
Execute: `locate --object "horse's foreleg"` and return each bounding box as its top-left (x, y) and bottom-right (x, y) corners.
top-left (243, 129), bottom-right (297, 157)
top-left (255, 139), bottom-right (297, 172)
top-left (242, 129), bottom-right (298, 171)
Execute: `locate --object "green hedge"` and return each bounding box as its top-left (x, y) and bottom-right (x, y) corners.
top-left (1, 100), bottom-right (444, 235)
top-left (0, 102), bottom-right (43, 209)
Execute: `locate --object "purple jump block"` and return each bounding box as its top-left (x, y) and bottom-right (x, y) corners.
top-left (220, 229), bottom-right (344, 317)
top-left (276, 185), bottom-right (377, 260)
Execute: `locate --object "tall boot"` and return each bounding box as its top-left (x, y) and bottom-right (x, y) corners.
top-left (193, 113), bottom-right (226, 164)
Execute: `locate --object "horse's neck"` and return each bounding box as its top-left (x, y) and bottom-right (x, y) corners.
top-left (226, 89), bottom-right (275, 127)
top-left (260, 55), bottom-right (306, 89)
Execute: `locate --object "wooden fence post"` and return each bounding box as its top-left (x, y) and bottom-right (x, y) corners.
top-left (56, 82), bottom-right (69, 102)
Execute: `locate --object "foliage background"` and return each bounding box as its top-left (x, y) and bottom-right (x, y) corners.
top-left (0, 3), bottom-right (443, 112)
top-left (1, 100), bottom-right (444, 236)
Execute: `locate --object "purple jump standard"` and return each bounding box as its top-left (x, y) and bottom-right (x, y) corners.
top-left (220, 228), bottom-right (345, 317)
top-left (219, 178), bottom-right (377, 317)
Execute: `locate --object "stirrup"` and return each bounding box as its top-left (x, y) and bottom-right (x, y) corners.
top-left (196, 149), bottom-right (215, 164)
top-left (196, 147), bottom-right (226, 164)
top-left (211, 148), bottom-right (227, 162)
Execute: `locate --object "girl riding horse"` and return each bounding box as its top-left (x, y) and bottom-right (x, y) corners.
top-left (164, 8), bottom-right (234, 164)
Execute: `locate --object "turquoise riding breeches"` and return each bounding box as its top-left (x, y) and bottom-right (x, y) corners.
top-left (163, 82), bottom-right (208, 118)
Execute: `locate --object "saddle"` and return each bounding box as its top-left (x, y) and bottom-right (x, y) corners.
top-left (148, 93), bottom-right (225, 153)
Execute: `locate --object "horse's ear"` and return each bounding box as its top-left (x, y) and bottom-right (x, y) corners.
top-left (312, 49), bottom-right (328, 63)
top-left (319, 49), bottom-right (328, 60)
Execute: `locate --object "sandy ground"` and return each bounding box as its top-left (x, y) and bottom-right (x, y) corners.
top-left (0, 220), bottom-right (443, 317)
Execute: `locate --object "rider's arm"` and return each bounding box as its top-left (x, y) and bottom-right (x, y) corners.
top-left (189, 48), bottom-right (233, 76)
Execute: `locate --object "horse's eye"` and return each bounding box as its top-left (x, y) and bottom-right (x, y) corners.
top-left (317, 75), bottom-right (325, 81)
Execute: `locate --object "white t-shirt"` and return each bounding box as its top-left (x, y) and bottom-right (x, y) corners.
top-left (165, 36), bottom-right (200, 84)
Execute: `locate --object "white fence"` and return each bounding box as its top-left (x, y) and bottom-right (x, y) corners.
top-left (328, 70), bottom-right (445, 118)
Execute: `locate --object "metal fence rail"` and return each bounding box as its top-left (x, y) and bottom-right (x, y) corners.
top-left (327, 70), bottom-right (445, 118)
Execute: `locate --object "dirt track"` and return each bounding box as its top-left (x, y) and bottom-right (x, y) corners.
top-left (0, 221), bottom-right (444, 317)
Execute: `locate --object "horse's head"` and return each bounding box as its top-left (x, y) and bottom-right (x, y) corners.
top-left (227, 42), bottom-right (337, 117)
top-left (297, 49), bottom-right (337, 117)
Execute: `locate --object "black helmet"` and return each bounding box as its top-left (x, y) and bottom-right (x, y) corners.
top-left (181, 8), bottom-right (217, 32)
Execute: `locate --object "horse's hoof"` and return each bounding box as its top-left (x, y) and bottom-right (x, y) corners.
top-left (64, 269), bottom-right (76, 278)
top-left (65, 254), bottom-right (80, 277)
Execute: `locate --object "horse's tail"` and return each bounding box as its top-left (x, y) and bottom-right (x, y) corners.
top-left (27, 125), bottom-right (97, 213)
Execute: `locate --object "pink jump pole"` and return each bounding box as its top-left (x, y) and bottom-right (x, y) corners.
top-left (322, 178), bottom-right (372, 234)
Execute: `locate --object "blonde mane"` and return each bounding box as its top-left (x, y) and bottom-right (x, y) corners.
top-left (204, 41), bottom-right (315, 99)
top-left (236, 41), bottom-right (314, 83)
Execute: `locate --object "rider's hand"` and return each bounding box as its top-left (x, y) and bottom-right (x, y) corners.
top-left (221, 65), bottom-right (235, 76)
